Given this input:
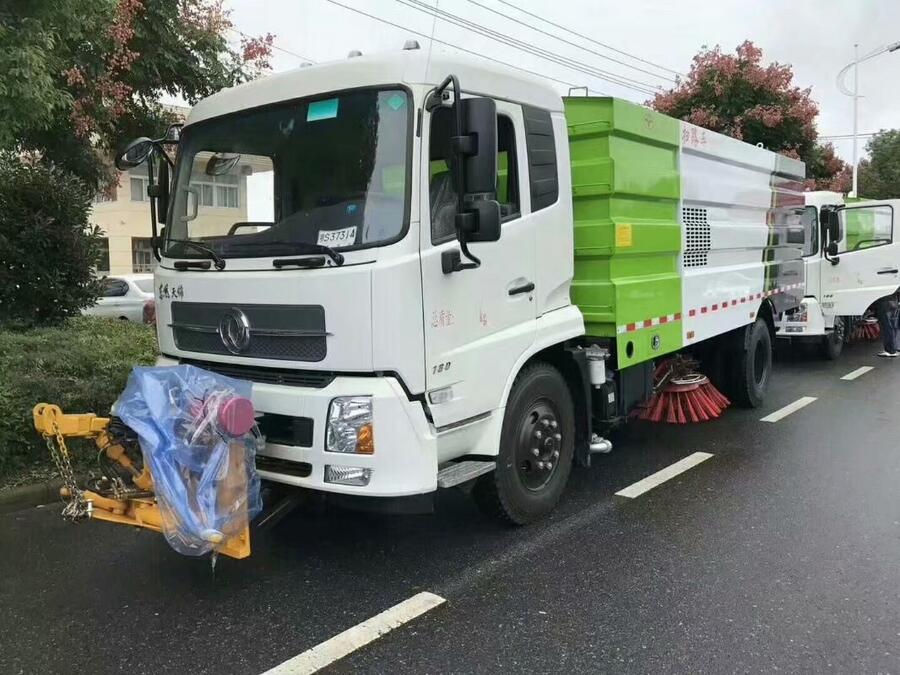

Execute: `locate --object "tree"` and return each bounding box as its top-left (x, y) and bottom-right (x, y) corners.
top-left (858, 130), bottom-right (900, 199)
top-left (649, 41), bottom-right (848, 190)
top-left (0, 0), bottom-right (274, 191)
top-left (0, 153), bottom-right (103, 326)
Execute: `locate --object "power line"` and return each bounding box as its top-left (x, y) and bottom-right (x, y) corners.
top-left (228, 27), bottom-right (317, 64)
top-left (465, 0), bottom-right (675, 84)
top-left (323, 0), bottom-right (608, 95)
top-left (397, 0), bottom-right (660, 95)
top-left (494, 0), bottom-right (684, 78)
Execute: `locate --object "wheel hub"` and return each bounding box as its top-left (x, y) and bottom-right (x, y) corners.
top-left (515, 402), bottom-right (562, 491)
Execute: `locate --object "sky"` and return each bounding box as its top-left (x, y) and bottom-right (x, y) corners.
top-left (222, 0), bottom-right (900, 162)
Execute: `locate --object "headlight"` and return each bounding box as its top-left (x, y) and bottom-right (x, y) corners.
top-left (326, 396), bottom-right (374, 454)
top-left (788, 303), bottom-right (808, 322)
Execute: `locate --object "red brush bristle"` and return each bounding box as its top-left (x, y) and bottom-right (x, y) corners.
top-left (636, 374), bottom-right (730, 425)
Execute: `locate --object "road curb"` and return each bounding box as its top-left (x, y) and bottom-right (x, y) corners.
top-left (0, 480), bottom-right (63, 514)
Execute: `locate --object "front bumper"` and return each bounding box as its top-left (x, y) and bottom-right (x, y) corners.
top-left (776, 298), bottom-right (828, 338)
top-left (156, 357), bottom-right (437, 497)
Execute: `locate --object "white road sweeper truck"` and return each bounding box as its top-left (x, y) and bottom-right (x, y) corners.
top-left (775, 191), bottom-right (900, 358)
top-left (38, 46), bottom-right (815, 556)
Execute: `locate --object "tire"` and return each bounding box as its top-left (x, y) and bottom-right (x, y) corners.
top-left (474, 363), bottom-right (575, 525)
top-left (729, 318), bottom-right (772, 408)
top-left (820, 316), bottom-right (846, 360)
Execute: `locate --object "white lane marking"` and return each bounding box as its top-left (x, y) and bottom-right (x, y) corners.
top-left (261, 592), bottom-right (445, 675)
top-left (615, 452), bottom-right (713, 499)
top-left (841, 366), bottom-right (874, 381)
top-left (759, 396), bottom-right (817, 423)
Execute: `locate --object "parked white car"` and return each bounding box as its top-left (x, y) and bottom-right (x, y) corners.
top-left (84, 274), bottom-right (154, 323)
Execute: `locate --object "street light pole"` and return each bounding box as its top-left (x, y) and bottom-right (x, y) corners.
top-left (837, 40), bottom-right (900, 198)
top-left (851, 44), bottom-right (859, 197)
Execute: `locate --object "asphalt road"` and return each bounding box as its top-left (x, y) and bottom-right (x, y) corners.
top-left (2, 340), bottom-right (899, 674)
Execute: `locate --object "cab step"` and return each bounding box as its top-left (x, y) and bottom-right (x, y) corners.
top-left (437, 460), bottom-right (496, 488)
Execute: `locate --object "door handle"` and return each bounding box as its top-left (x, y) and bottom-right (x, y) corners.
top-left (877, 268), bottom-right (899, 275)
top-left (508, 281), bottom-right (535, 296)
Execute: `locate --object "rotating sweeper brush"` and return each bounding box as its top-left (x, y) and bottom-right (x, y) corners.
top-left (635, 357), bottom-right (730, 424)
top-left (850, 316), bottom-right (880, 342)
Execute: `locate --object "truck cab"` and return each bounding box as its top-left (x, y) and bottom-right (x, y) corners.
top-left (150, 48), bottom-right (581, 506)
top-left (776, 192), bottom-right (900, 358)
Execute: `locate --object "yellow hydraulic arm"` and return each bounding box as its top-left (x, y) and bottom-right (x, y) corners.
top-left (33, 403), bottom-right (251, 559)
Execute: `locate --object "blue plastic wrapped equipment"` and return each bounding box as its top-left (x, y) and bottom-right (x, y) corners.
top-left (113, 365), bottom-right (262, 556)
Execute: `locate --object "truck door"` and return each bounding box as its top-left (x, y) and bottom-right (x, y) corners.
top-left (420, 98), bottom-right (536, 428)
top-left (822, 203), bottom-right (898, 315)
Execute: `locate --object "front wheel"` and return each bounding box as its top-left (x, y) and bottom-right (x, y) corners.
top-left (474, 363), bottom-right (575, 525)
top-left (820, 316), bottom-right (846, 360)
top-left (729, 317), bottom-right (772, 408)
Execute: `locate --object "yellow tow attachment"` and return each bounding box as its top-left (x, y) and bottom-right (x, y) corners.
top-left (32, 403), bottom-right (251, 559)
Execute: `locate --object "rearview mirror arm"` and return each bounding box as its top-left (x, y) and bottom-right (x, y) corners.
top-left (146, 154), bottom-right (161, 263)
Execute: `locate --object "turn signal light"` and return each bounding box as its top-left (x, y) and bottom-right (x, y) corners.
top-left (356, 423), bottom-right (374, 454)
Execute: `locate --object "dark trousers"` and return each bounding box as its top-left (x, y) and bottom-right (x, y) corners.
top-left (875, 297), bottom-right (899, 353)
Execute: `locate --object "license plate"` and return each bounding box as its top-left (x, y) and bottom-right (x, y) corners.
top-left (317, 226), bottom-right (357, 247)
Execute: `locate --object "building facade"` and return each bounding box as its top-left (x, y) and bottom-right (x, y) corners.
top-left (90, 164), bottom-right (251, 275)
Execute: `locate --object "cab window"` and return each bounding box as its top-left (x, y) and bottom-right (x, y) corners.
top-left (837, 205), bottom-right (893, 253)
top-left (429, 107), bottom-right (520, 244)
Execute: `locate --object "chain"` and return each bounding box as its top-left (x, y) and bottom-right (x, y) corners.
top-left (45, 425), bottom-right (90, 521)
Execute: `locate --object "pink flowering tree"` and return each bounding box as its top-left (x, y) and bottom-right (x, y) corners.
top-left (650, 41), bottom-right (848, 191)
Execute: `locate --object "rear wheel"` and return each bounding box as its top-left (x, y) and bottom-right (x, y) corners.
top-left (820, 316), bottom-right (846, 360)
top-left (474, 363), bottom-right (575, 525)
top-left (729, 317), bottom-right (772, 408)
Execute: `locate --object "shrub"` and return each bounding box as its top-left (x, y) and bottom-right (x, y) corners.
top-left (0, 152), bottom-right (103, 328)
top-left (0, 316), bottom-right (158, 480)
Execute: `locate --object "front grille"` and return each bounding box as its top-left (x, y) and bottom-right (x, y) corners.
top-left (256, 455), bottom-right (313, 478)
top-left (171, 302), bottom-right (327, 362)
top-left (179, 358), bottom-right (336, 388)
top-left (257, 413), bottom-right (314, 447)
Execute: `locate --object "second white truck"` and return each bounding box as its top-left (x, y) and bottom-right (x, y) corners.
top-left (776, 192), bottom-right (899, 358)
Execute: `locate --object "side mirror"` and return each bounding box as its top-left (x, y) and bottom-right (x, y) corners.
top-left (114, 137), bottom-right (154, 170)
top-left (821, 206), bottom-right (843, 244)
top-left (455, 98), bottom-right (497, 195)
top-left (826, 241), bottom-right (839, 257)
top-left (457, 199), bottom-right (501, 243)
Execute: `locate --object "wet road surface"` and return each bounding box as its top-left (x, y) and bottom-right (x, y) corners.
top-left (1, 341), bottom-right (898, 674)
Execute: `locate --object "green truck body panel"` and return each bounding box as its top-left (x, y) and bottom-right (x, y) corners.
top-left (564, 97), bottom-right (683, 367)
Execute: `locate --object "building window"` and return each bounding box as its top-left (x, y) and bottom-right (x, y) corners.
top-left (189, 176), bottom-right (240, 209)
top-left (97, 237), bottom-right (110, 273)
top-left (130, 177), bottom-right (148, 202)
top-left (132, 237), bottom-right (156, 272)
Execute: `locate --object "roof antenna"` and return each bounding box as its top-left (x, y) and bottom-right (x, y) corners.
top-left (348, 50), bottom-right (362, 58)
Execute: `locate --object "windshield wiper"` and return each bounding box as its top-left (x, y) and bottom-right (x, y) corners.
top-left (166, 238), bottom-right (226, 270)
top-left (229, 240), bottom-right (345, 267)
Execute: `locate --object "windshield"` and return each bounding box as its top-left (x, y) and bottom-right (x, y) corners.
top-left (165, 87), bottom-right (411, 259)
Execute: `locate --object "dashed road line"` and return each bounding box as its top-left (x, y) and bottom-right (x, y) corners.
top-left (261, 592), bottom-right (445, 675)
top-left (760, 396), bottom-right (817, 423)
top-left (615, 452), bottom-right (713, 499)
top-left (841, 366), bottom-right (874, 381)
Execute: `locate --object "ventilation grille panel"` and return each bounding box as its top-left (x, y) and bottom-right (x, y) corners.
top-left (683, 207), bottom-right (710, 268)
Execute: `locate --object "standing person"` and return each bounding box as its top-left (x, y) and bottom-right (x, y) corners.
top-left (875, 293), bottom-right (899, 357)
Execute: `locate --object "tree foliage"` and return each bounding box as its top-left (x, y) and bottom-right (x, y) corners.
top-left (859, 130), bottom-right (900, 199)
top-left (649, 41), bottom-right (848, 191)
top-left (1, 0), bottom-right (274, 191)
top-left (0, 152), bottom-right (103, 327)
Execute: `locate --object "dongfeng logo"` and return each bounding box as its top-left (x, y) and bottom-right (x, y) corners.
top-left (218, 308), bottom-right (251, 354)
